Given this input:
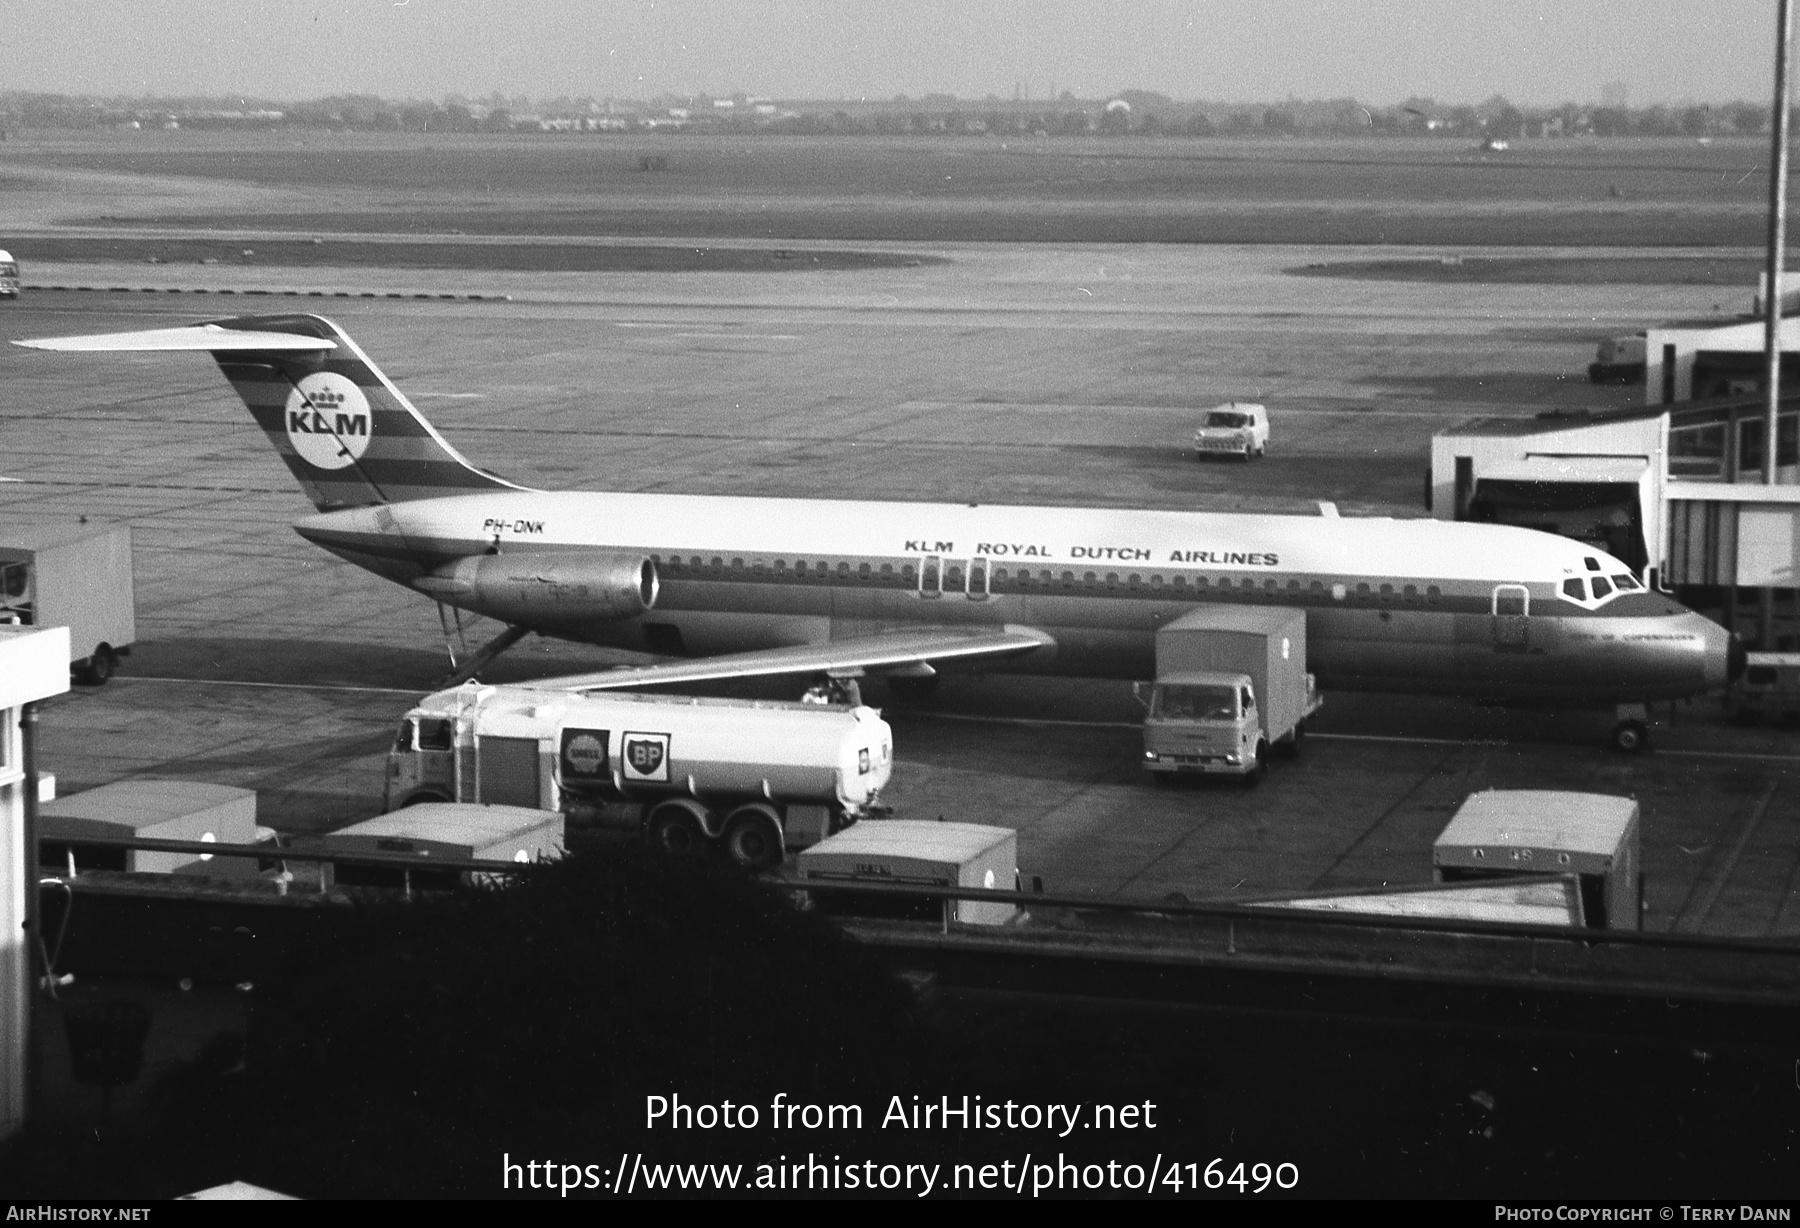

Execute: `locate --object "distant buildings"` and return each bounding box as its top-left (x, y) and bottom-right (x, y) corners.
top-left (0, 90), bottom-right (1775, 140)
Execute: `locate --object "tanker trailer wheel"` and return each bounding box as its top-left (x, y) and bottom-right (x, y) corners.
top-left (647, 803), bottom-right (708, 860)
top-left (723, 806), bottom-right (785, 872)
top-left (1611, 720), bottom-right (1649, 754)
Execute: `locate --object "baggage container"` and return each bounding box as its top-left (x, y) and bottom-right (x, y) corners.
top-left (1434, 790), bottom-right (1641, 931)
top-left (797, 820), bottom-right (1018, 926)
top-left (40, 780), bottom-right (258, 877)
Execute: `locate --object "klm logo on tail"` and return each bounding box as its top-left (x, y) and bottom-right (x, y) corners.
top-left (11, 312), bottom-right (530, 510)
top-left (285, 373), bottom-right (372, 471)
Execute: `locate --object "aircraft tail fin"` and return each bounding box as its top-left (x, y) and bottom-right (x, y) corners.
top-left (14, 313), bottom-right (530, 511)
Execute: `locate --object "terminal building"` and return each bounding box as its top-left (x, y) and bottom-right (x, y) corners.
top-left (1430, 315), bottom-right (1800, 649)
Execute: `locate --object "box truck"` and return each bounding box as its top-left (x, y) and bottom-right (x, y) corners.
top-left (0, 522), bottom-right (135, 684)
top-left (386, 683), bottom-right (893, 870)
top-left (1136, 606), bottom-right (1320, 783)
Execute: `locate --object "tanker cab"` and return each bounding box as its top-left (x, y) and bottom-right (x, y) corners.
top-left (385, 714), bottom-right (458, 809)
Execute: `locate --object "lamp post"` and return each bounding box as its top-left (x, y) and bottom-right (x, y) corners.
top-left (1761, 0), bottom-right (1795, 650)
top-left (1766, 0), bottom-right (1794, 484)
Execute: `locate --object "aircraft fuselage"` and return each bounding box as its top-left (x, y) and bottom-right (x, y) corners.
top-left (297, 489), bottom-right (1735, 705)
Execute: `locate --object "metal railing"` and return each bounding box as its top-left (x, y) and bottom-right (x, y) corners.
top-left (34, 832), bottom-right (1800, 958)
top-left (38, 832), bottom-right (549, 883)
top-left (29, 834), bottom-right (1800, 1005)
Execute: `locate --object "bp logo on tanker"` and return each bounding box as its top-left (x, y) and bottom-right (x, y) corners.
top-left (622, 732), bottom-right (670, 783)
top-left (285, 373), bottom-right (372, 470)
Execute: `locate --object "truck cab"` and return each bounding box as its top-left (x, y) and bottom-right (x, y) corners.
top-left (1193, 402), bottom-right (1268, 460)
top-left (0, 250), bottom-right (18, 299)
top-left (387, 712), bottom-right (458, 806)
top-left (1139, 670), bottom-right (1270, 781)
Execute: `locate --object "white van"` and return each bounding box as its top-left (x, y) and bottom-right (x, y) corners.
top-left (1193, 402), bottom-right (1268, 460)
top-left (1726, 653), bottom-right (1800, 723)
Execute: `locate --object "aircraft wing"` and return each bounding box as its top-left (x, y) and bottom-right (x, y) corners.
top-left (13, 324), bottom-right (336, 353)
top-left (546, 625), bottom-right (1057, 694)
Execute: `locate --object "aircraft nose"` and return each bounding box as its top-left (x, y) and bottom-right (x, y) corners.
top-left (1695, 614), bottom-right (1742, 692)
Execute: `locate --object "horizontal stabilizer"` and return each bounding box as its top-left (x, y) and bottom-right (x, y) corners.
top-left (12, 324), bottom-right (336, 353)
top-left (550, 625), bottom-right (1058, 693)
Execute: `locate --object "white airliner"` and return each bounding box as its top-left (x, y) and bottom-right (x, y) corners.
top-left (15, 313), bottom-right (1739, 749)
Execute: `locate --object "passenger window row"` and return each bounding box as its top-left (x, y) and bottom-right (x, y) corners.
top-left (648, 553), bottom-right (1447, 604)
top-left (653, 555), bottom-right (912, 584)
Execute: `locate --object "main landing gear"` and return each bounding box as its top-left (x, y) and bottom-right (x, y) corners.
top-left (436, 603), bottom-right (531, 687)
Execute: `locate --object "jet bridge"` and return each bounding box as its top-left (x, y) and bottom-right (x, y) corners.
top-left (1465, 457), bottom-right (1654, 574)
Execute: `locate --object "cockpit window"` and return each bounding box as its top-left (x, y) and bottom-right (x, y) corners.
top-left (1584, 557), bottom-right (1601, 572)
top-left (1560, 568), bottom-right (1643, 608)
top-left (1205, 411), bottom-right (1249, 428)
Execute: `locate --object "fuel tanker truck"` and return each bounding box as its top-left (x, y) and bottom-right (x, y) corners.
top-left (385, 683), bottom-right (893, 871)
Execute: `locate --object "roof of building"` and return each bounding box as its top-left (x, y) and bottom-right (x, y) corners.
top-left (1440, 404), bottom-right (1667, 439)
top-left (1442, 388), bottom-right (1800, 441)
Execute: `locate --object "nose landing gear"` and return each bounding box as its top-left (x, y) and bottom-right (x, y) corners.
top-left (1611, 703), bottom-right (1650, 753)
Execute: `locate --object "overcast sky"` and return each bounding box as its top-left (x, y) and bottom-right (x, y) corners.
top-left (6, 1), bottom-right (1783, 106)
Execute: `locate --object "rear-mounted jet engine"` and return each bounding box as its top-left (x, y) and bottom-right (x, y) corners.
top-left (415, 551), bottom-right (659, 625)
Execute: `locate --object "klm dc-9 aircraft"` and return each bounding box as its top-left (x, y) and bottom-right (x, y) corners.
top-left (16, 314), bottom-right (1740, 749)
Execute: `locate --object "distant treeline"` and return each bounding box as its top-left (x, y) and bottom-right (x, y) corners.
top-left (0, 89), bottom-right (1776, 140)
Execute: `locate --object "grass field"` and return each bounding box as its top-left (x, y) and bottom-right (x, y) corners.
top-left (3, 234), bottom-right (938, 272)
top-left (1293, 252), bottom-right (1798, 285)
top-left (0, 130), bottom-right (1775, 248)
